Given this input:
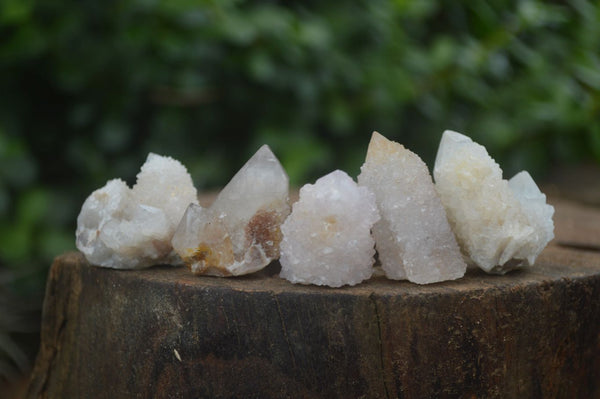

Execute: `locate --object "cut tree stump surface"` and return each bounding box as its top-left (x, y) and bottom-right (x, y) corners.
top-left (27, 199), bottom-right (600, 399)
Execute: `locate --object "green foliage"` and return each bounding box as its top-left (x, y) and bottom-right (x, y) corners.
top-left (0, 0), bottom-right (599, 380)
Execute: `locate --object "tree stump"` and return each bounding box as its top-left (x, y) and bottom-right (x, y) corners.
top-left (27, 199), bottom-right (600, 399)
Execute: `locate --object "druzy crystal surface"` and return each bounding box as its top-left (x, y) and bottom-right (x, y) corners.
top-left (358, 132), bottom-right (466, 284)
top-left (76, 153), bottom-right (198, 269)
top-left (171, 145), bottom-right (290, 276)
top-left (279, 170), bottom-right (380, 287)
top-left (434, 130), bottom-right (555, 273)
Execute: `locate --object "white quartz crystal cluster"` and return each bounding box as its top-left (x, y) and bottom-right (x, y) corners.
top-left (76, 153), bottom-right (198, 269)
top-left (358, 132), bottom-right (466, 284)
top-left (171, 145), bottom-right (290, 276)
top-left (75, 129), bottom-right (554, 285)
top-left (434, 130), bottom-right (555, 273)
top-left (279, 170), bottom-right (379, 287)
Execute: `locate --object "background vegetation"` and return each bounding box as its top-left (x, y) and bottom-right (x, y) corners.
top-left (1, 0), bottom-right (599, 384)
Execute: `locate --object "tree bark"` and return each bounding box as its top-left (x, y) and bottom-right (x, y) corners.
top-left (27, 200), bottom-right (600, 398)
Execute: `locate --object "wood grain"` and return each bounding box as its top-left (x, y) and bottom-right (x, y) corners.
top-left (26, 200), bottom-right (600, 398)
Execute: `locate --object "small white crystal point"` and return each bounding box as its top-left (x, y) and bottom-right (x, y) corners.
top-left (76, 154), bottom-right (198, 269)
top-left (171, 145), bottom-right (290, 276)
top-left (279, 170), bottom-right (380, 287)
top-left (434, 130), bottom-right (555, 273)
top-left (508, 171), bottom-right (555, 265)
top-left (358, 132), bottom-right (466, 284)
top-left (134, 153), bottom-right (200, 227)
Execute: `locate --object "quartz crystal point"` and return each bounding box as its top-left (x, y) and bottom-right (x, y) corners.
top-left (171, 145), bottom-right (290, 276)
top-left (357, 132), bottom-right (466, 284)
top-left (434, 130), bottom-right (555, 274)
top-left (76, 153), bottom-right (198, 269)
top-left (279, 170), bottom-right (380, 287)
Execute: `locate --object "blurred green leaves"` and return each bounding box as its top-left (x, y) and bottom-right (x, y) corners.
top-left (0, 0), bottom-right (597, 256)
top-left (0, 0), bottom-right (597, 280)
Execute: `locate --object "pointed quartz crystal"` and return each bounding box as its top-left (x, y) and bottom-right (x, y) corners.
top-left (171, 145), bottom-right (290, 276)
top-left (279, 170), bottom-right (380, 287)
top-left (433, 130), bottom-right (555, 274)
top-left (357, 132), bottom-right (466, 284)
top-left (76, 153), bottom-right (199, 269)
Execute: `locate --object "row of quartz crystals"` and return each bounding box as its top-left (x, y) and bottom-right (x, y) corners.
top-left (76, 131), bottom-right (555, 287)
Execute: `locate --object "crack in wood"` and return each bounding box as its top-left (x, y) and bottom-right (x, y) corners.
top-left (557, 242), bottom-right (600, 253)
top-left (369, 293), bottom-right (390, 399)
top-left (271, 293), bottom-right (297, 371)
top-left (37, 297), bottom-right (69, 398)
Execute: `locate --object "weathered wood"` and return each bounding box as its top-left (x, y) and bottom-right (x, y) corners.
top-left (27, 200), bottom-right (600, 398)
